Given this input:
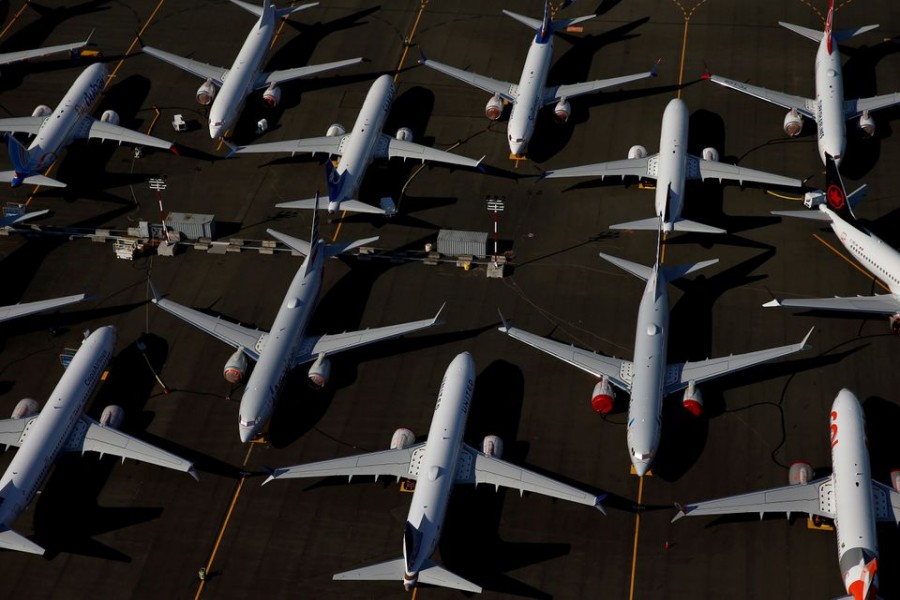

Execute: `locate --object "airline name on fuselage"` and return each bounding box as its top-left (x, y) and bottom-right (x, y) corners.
top-left (78, 74), bottom-right (105, 118)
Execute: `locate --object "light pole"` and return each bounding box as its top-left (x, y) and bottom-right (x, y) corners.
top-left (148, 176), bottom-right (170, 245)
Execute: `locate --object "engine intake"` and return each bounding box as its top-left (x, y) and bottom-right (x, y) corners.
top-left (482, 435), bottom-right (503, 458)
top-left (591, 377), bottom-right (615, 414)
top-left (682, 382), bottom-right (703, 416)
top-left (100, 405), bottom-right (125, 429)
top-left (788, 461), bottom-right (814, 485)
top-left (100, 110), bottom-right (120, 125)
top-left (485, 94), bottom-right (503, 121)
top-left (891, 469), bottom-right (900, 493)
top-left (395, 127), bottom-right (413, 142)
top-left (701, 147), bottom-right (719, 162)
top-left (628, 145), bottom-right (647, 160)
top-left (32, 105), bottom-right (52, 118)
top-left (11, 398), bottom-right (39, 419)
top-left (553, 98), bottom-right (571, 124)
top-left (262, 83), bottom-right (281, 108)
top-left (858, 110), bottom-right (875, 138)
top-left (224, 348), bottom-right (249, 384)
top-left (197, 78), bottom-right (217, 105)
top-left (326, 123), bottom-right (346, 137)
top-left (783, 109), bottom-right (803, 137)
top-left (390, 428), bottom-right (415, 449)
top-left (308, 353), bottom-right (331, 389)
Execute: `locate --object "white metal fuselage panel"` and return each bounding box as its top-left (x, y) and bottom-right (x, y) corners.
top-left (814, 35), bottom-right (846, 164)
top-left (654, 99), bottom-right (689, 229)
top-left (507, 37), bottom-right (552, 156)
top-left (826, 209), bottom-right (900, 295)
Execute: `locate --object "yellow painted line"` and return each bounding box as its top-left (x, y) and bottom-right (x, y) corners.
top-left (270, 8), bottom-right (291, 50)
top-left (106, 0), bottom-right (167, 89)
top-left (766, 189), bottom-right (804, 201)
top-left (0, 1), bottom-right (30, 42)
top-left (23, 159), bottom-right (59, 207)
top-left (411, 585), bottom-right (418, 600)
top-left (812, 233), bottom-right (890, 292)
top-left (676, 19), bottom-right (690, 98)
top-left (394, 0), bottom-right (429, 81)
top-left (195, 443), bottom-right (255, 599)
top-left (628, 476), bottom-right (645, 600)
top-left (331, 210), bottom-right (348, 242)
top-left (146, 106), bottom-right (161, 135)
top-left (660, 231), bottom-right (668, 263)
top-left (216, 130), bottom-right (232, 153)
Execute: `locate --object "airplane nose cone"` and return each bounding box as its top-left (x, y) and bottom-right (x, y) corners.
top-left (239, 425), bottom-right (255, 444)
top-left (210, 125), bottom-right (222, 140)
top-left (509, 142), bottom-right (525, 158)
top-left (632, 461), bottom-right (650, 477)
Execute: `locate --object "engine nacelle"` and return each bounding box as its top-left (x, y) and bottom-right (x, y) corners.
top-left (682, 383), bottom-right (703, 416)
top-left (11, 398), bottom-right (39, 419)
top-left (262, 83), bottom-right (281, 108)
top-left (858, 110), bottom-right (875, 138)
top-left (485, 94), bottom-right (503, 121)
top-left (628, 145), bottom-right (648, 160)
top-left (783, 109), bottom-right (803, 137)
top-left (482, 435), bottom-right (503, 459)
top-left (196, 78), bottom-right (217, 105)
top-left (326, 123), bottom-right (346, 137)
top-left (308, 353), bottom-right (331, 389)
top-left (100, 405), bottom-right (125, 429)
top-left (591, 377), bottom-right (615, 414)
top-left (788, 461), bottom-right (815, 486)
top-left (553, 98), bottom-right (571, 124)
top-left (701, 147), bottom-right (719, 162)
top-left (395, 127), bottom-right (414, 142)
top-left (390, 427), bottom-right (416, 450)
top-left (891, 469), bottom-right (900, 492)
top-left (224, 348), bottom-right (249, 384)
top-left (32, 105), bottom-right (52, 118)
top-left (100, 110), bottom-right (120, 125)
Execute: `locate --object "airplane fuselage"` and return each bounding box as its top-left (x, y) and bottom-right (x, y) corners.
top-left (813, 31), bottom-right (847, 165)
top-left (401, 352), bottom-right (476, 589)
top-left (654, 99), bottom-right (690, 232)
top-left (506, 33), bottom-right (553, 157)
top-left (0, 326), bottom-right (114, 528)
top-left (822, 207), bottom-right (900, 296)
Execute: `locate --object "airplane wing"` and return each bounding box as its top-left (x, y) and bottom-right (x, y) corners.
top-left (0, 116), bottom-right (46, 136)
top-left (234, 135), bottom-right (345, 157)
top-left (291, 306), bottom-right (444, 367)
top-left (499, 324), bottom-right (632, 391)
top-left (0, 39), bottom-right (88, 66)
top-left (845, 94), bottom-right (900, 118)
top-left (664, 328), bottom-right (812, 395)
top-left (419, 56), bottom-right (517, 103)
top-left (255, 57), bottom-right (364, 89)
top-left (64, 416), bottom-right (196, 476)
top-left (545, 70), bottom-right (657, 104)
top-left (141, 46), bottom-right (227, 86)
top-left (707, 74), bottom-right (815, 118)
top-left (872, 481), bottom-right (900, 524)
top-left (264, 444), bottom-right (425, 483)
top-left (673, 476), bottom-right (833, 521)
top-left (691, 156), bottom-right (801, 187)
top-left (85, 119), bottom-right (173, 150)
top-left (375, 134), bottom-right (482, 168)
top-left (542, 156), bottom-right (655, 181)
top-left (764, 294), bottom-right (900, 315)
top-left (0, 293), bottom-right (88, 323)
top-left (461, 445), bottom-right (603, 511)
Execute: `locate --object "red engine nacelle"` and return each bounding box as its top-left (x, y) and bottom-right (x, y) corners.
top-left (308, 353), bottom-right (331, 389)
top-left (11, 398), bottom-right (39, 419)
top-left (891, 469), bottom-right (900, 492)
top-left (858, 110), bottom-right (875, 138)
top-left (682, 383), bottom-right (703, 416)
top-left (783, 109), bottom-right (803, 137)
top-left (788, 461), bottom-right (815, 485)
top-left (485, 94), bottom-right (503, 121)
top-left (224, 348), bottom-right (249, 384)
top-left (553, 99), bottom-right (571, 124)
top-left (591, 377), bottom-right (615, 414)
top-left (196, 78), bottom-right (217, 105)
top-left (326, 123), bottom-right (346, 137)
top-left (262, 83), bottom-right (281, 108)
top-left (701, 147), bottom-right (719, 162)
top-left (628, 144), bottom-right (647, 160)
top-left (32, 104), bottom-right (52, 118)
top-left (390, 427), bottom-right (416, 449)
top-left (395, 127), bottom-right (414, 142)
top-left (482, 435), bottom-right (503, 458)
top-left (100, 405), bottom-right (125, 429)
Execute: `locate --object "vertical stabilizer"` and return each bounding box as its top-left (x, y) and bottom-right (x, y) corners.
top-left (539, 0), bottom-right (552, 42)
top-left (5, 134), bottom-right (31, 184)
top-left (825, 0), bottom-right (834, 53)
top-left (823, 153), bottom-right (858, 223)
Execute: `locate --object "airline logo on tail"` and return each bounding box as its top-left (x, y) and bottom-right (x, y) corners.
top-left (537, 1), bottom-right (552, 43)
top-left (825, 0), bottom-right (835, 54)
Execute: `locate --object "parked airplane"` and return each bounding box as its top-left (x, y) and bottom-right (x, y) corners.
top-left (500, 232), bottom-right (812, 476)
top-left (0, 292), bottom-right (87, 323)
top-left (151, 208), bottom-right (443, 442)
top-left (704, 0), bottom-right (900, 166)
top-left (765, 154), bottom-right (900, 330)
top-left (418, 2), bottom-right (657, 158)
top-left (0, 35), bottom-right (89, 73)
top-left (674, 389), bottom-right (900, 600)
top-left (142, 0), bottom-right (363, 140)
top-left (232, 74), bottom-right (483, 215)
top-left (0, 326), bottom-right (196, 555)
top-left (264, 351), bottom-right (602, 593)
top-left (541, 98), bottom-right (802, 233)
top-left (0, 62), bottom-right (174, 188)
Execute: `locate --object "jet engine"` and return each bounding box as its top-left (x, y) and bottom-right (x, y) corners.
top-left (308, 353), bottom-right (331, 389)
top-left (701, 147), bottom-right (719, 162)
top-left (482, 435), bottom-right (503, 459)
top-left (32, 105), bottom-right (52, 118)
top-left (262, 83), bottom-right (281, 108)
top-left (553, 98), bottom-right (571, 123)
top-left (485, 94), bottom-right (503, 121)
top-left (788, 461), bottom-right (814, 485)
top-left (395, 127), bottom-right (414, 142)
top-left (100, 405), bottom-right (125, 429)
top-left (196, 78), bottom-right (217, 105)
top-left (628, 145), bottom-right (648, 159)
top-left (390, 427), bottom-right (415, 449)
top-left (224, 348), bottom-right (249, 384)
top-left (783, 109), bottom-right (803, 137)
top-left (858, 110), bottom-right (875, 137)
top-left (591, 377), bottom-right (615, 414)
top-left (326, 123), bottom-right (346, 137)
top-left (891, 469), bottom-right (900, 492)
top-left (11, 398), bottom-right (39, 419)
top-left (100, 110), bottom-right (120, 125)
top-left (682, 383), bottom-right (703, 416)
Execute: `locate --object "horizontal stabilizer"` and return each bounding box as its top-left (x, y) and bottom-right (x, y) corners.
top-left (275, 197), bottom-right (387, 215)
top-left (598, 252), bottom-right (652, 281)
top-left (419, 560), bottom-right (482, 593)
top-left (771, 210), bottom-right (832, 222)
top-left (0, 528), bottom-right (44, 555)
top-left (326, 236), bottom-right (379, 258)
top-left (609, 217), bottom-right (665, 232)
top-left (778, 21), bottom-right (824, 42)
top-left (0, 171), bottom-right (66, 188)
top-left (661, 258), bottom-right (719, 283)
top-left (333, 558), bottom-right (405, 582)
top-left (833, 24), bottom-right (879, 42)
top-left (609, 217), bottom-right (725, 234)
top-left (671, 219), bottom-right (726, 234)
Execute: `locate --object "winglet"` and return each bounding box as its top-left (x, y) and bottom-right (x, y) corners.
top-left (433, 302), bottom-right (447, 324)
top-left (651, 58), bottom-right (662, 78)
top-left (672, 502), bottom-right (687, 522)
top-left (497, 308), bottom-right (510, 332)
top-left (799, 326), bottom-right (814, 349)
top-left (700, 60), bottom-right (712, 80)
top-left (148, 279), bottom-right (162, 304)
top-left (595, 493), bottom-right (607, 515)
top-left (417, 46), bottom-right (427, 65)
top-left (187, 466), bottom-right (199, 482)
top-left (223, 140), bottom-right (243, 158)
top-left (762, 298), bottom-right (782, 308)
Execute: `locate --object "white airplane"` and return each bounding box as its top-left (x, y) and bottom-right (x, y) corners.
top-left (765, 154), bottom-right (900, 331)
top-left (418, 1), bottom-right (657, 158)
top-left (673, 389), bottom-right (900, 600)
top-left (500, 233), bottom-right (812, 476)
top-left (541, 98), bottom-right (802, 234)
top-left (704, 0), bottom-right (900, 166)
top-left (0, 325), bottom-right (196, 555)
top-left (0, 35), bottom-right (89, 74)
top-left (151, 208), bottom-right (443, 442)
top-left (232, 74), bottom-right (483, 215)
top-left (264, 351), bottom-right (602, 593)
top-left (0, 62), bottom-right (174, 188)
top-left (142, 0), bottom-right (363, 140)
